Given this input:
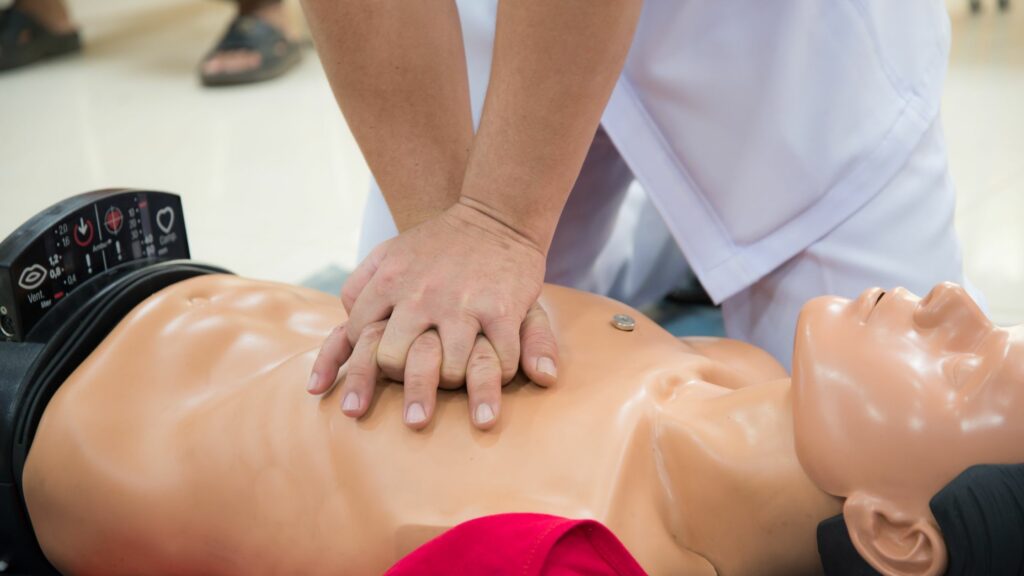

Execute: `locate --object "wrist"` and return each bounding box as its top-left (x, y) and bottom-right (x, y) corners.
top-left (455, 136), bottom-right (572, 253)
top-left (392, 204), bottom-right (448, 233)
top-left (384, 179), bottom-right (463, 233)
top-left (449, 196), bottom-right (549, 257)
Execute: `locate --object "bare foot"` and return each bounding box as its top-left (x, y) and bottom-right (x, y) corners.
top-left (201, 1), bottom-right (296, 77)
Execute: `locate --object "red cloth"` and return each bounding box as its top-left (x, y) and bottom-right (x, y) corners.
top-left (385, 513), bottom-right (648, 576)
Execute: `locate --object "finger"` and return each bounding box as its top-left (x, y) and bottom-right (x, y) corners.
top-left (376, 304), bottom-right (432, 381)
top-left (308, 323), bottom-right (353, 395)
top-left (340, 240), bottom-right (389, 314)
top-left (338, 321), bottom-right (386, 418)
top-left (519, 302), bottom-right (559, 388)
top-left (403, 330), bottom-right (443, 430)
top-left (345, 273), bottom-right (398, 349)
top-left (437, 319), bottom-right (481, 390)
top-left (466, 335), bottom-right (502, 430)
top-left (481, 316), bottom-right (521, 384)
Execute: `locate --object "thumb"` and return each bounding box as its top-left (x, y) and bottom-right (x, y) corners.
top-left (519, 302), bottom-right (559, 387)
top-left (341, 240), bottom-right (390, 314)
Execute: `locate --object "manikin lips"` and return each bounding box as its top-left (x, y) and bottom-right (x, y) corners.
top-left (867, 291), bottom-right (885, 320)
top-left (860, 289), bottom-right (886, 323)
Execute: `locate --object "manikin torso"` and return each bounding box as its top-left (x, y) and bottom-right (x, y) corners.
top-left (23, 276), bottom-right (841, 575)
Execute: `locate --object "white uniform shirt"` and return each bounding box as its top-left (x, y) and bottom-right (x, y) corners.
top-left (456, 0), bottom-right (951, 303)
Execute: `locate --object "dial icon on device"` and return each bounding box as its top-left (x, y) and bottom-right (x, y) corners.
top-left (73, 218), bottom-right (94, 247)
top-left (18, 264), bottom-right (47, 290)
top-left (156, 207), bottom-right (175, 234)
top-left (104, 207), bottom-right (124, 234)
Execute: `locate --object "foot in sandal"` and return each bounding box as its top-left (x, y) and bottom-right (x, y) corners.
top-left (199, 0), bottom-right (301, 87)
top-left (0, 0), bottom-right (80, 72)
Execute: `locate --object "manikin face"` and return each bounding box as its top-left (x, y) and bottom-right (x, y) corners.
top-left (792, 283), bottom-right (1024, 576)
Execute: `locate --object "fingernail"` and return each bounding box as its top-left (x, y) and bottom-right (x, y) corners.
top-left (342, 392), bottom-right (360, 413)
top-left (475, 403), bottom-right (495, 425)
top-left (537, 357), bottom-right (557, 378)
top-left (405, 403), bottom-right (427, 425)
top-left (307, 374), bottom-right (319, 392)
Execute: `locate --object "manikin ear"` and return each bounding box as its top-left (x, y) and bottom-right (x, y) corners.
top-left (843, 492), bottom-right (948, 576)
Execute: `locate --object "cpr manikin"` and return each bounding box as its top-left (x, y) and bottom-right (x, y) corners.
top-left (19, 277), bottom-right (1024, 575)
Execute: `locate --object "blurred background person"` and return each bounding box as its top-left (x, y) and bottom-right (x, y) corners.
top-left (0, 0), bottom-right (301, 85)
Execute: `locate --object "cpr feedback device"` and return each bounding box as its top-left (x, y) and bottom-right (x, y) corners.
top-left (0, 190), bottom-right (229, 574)
top-left (0, 189), bottom-right (190, 342)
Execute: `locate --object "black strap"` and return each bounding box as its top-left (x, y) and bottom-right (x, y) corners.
top-left (817, 514), bottom-right (881, 576)
top-left (930, 464), bottom-right (1024, 575)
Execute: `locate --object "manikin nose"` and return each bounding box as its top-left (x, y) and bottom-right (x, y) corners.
top-left (916, 283), bottom-right (966, 322)
top-left (914, 283), bottom-right (989, 341)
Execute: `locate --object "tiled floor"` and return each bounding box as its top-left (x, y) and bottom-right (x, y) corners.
top-left (1, 0), bottom-right (1021, 324)
top-left (0, 0), bottom-right (371, 283)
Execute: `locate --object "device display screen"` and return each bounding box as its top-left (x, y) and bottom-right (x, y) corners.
top-left (3, 191), bottom-right (189, 340)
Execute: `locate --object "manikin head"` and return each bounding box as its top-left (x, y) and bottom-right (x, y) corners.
top-left (792, 283), bottom-right (1024, 576)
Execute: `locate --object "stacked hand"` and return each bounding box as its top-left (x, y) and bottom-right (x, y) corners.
top-left (308, 200), bottom-right (559, 430)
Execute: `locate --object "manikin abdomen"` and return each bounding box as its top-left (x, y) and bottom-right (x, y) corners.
top-left (23, 276), bottom-right (838, 575)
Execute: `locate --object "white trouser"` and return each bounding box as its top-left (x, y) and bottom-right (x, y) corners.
top-left (356, 120), bottom-right (976, 370)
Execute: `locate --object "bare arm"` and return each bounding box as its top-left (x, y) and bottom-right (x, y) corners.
top-left (300, 0), bottom-right (474, 231)
top-left (460, 0), bottom-right (643, 250)
top-left (308, 0), bottom-right (643, 432)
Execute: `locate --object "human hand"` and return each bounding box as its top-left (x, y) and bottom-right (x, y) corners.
top-left (311, 301), bottom-right (557, 430)
top-left (307, 199), bottom-right (559, 429)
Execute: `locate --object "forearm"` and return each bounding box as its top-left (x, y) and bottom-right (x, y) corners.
top-left (301, 0), bottom-right (474, 231)
top-left (458, 0), bottom-right (643, 252)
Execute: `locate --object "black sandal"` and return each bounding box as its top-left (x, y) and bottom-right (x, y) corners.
top-left (199, 14), bottom-right (301, 87)
top-left (0, 6), bottom-right (81, 72)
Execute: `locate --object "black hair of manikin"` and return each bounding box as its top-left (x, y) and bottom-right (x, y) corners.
top-left (817, 463), bottom-right (1024, 576)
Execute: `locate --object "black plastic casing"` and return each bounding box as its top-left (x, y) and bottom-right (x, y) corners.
top-left (0, 190), bottom-right (229, 574)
